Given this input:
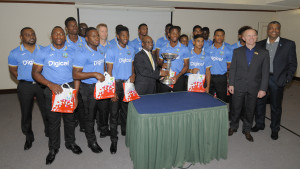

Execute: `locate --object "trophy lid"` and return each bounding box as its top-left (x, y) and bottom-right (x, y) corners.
top-left (161, 53), bottom-right (178, 60)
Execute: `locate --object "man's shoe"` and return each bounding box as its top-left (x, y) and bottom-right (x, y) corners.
top-left (271, 131), bottom-right (279, 140)
top-left (24, 140), bottom-right (33, 150)
top-left (46, 149), bottom-right (59, 165)
top-left (243, 131), bottom-right (254, 142)
top-left (88, 142), bottom-right (103, 153)
top-left (66, 143), bottom-right (82, 154)
top-left (121, 131), bottom-right (126, 136)
top-left (100, 130), bottom-right (110, 138)
top-left (80, 128), bottom-right (85, 132)
top-left (251, 126), bottom-right (264, 132)
top-left (110, 141), bottom-right (117, 154)
top-left (228, 128), bottom-right (237, 136)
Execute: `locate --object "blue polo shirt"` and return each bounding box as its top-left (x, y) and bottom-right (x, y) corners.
top-left (231, 41), bottom-right (242, 50)
top-left (188, 39), bottom-right (194, 51)
top-left (109, 37), bottom-right (118, 47)
top-left (159, 42), bottom-right (189, 74)
top-left (129, 37), bottom-right (156, 54)
top-left (8, 44), bottom-right (42, 82)
top-left (34, 44), bottom-right (74, 84)
top-left (155, 35), bottom-right (169, 50)
top-left (206, 43), bottom-right (233, 75)
top-left (204, 39), bottom-right (213, 49)
top-left (106, 43), bottom-right (135, 80)
top-left (65, 35), bottom-right (86, 51)
top-left (189, 48), bottom-right (212, 75)
top-left (98, 41), bottom-right (111, 57)
top-left (73, 45), bottom-right (105, 84)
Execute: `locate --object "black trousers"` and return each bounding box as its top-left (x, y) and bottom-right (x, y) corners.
top-left (44, 83), bottom-right (76, 150)
top-left (80, 83), bottom-right (109, 144)
top-left (230, 90), bottom-right (257, 132)
top-left (73, 91), bottom-right (85, 129)
top-left (209, 74), bottom-right (228, 102)
top-left (110, 81), bottom-right (128, 142)
top-left (158, 75), bottom-right (186, 93)
top-left (17, 80), bottom-right (48, 142)
top-left (96, 99), bottom-right (110, 133)
top-left (255, 76), bottom-right (284, 132)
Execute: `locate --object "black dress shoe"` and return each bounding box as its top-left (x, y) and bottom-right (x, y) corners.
top-left (88, 142), bottom-right (103, 153)
top-left (271, 131), bottom-right (279, 140)
top-left (243, 131), bottom-right (254, 142)
top-left (121, 131), bottom-right (126, 136)
top-left (66, 143), bottom-right (82, 154)
top-left (24, 140), bottom-right (33, 150)
top-left (251, 126), bottom-right (264, 132)
top-left (228, 128), bottom-right (237, 136)
top-left (110, 141), bottom-right (117, 154)
top-left (100, 130), bottom-right (110, 138)
top-left (46, 149), bottom-right (59, 165)
top-left (80, 128), bottom-right (86, 132)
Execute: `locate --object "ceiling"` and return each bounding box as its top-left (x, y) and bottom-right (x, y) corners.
top-left (8, 0), bottom-right (300, 11)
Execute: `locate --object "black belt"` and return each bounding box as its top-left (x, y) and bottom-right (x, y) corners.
top-left (115, 79), bottom-right (126, 83)
top-left (19, 80), bottom-right (36, 84)
top-left (211, 73), bottom-right (226, 77)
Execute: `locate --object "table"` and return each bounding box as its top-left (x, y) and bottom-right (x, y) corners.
top-left (125, 92), bottom-right (228, 169)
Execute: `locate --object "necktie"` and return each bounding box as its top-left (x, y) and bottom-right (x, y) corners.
top-left (148, 51), bottom-right (155, 70)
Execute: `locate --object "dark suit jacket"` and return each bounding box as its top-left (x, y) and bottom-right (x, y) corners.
top-left (257, 38), bottom-right (297, 87)
top-left (134, 49), bottom-right (160, 95)
top-left (229, 45), bottom-right (270, 95)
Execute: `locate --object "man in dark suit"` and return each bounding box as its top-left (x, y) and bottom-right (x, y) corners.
top-left (251, 21), bottom-right (298, 140)
top-left (228, 28), bottom-right (270, 142)
top-left (134, 35), bottom-right (168, 95)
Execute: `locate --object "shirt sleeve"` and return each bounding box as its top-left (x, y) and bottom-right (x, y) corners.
top-left (105, 49), bottom-right (115, 64)
top-left (226, 48), bottom-right (233, 63)
top-left (205, 57), bottom-right (213, 68)
top-left (73, 52), bottom-right (85, 68)
top-left (33, 49), bottom-right (45, 66)
top-left (8, 50), bottom-right (18, 66)
top-left (182, 46), bottom-right (190, 59)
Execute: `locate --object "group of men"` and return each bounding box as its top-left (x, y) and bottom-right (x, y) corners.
top-left (8, 16), bottom-right (297, 165)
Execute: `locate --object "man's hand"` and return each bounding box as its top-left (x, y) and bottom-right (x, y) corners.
top-left (111, 93), bottom-right (118, 102)
top-left (160, 70), bottom-right (169, 77)
top-left (228, 86), bottom-right (234, 94)
top-left (171, 75), bottom-right (179, 84)
top-left (205, 87), bottom-right (209, 93)
top-left (162, 63), bottom-right (168, 69)
top-left (95, 73), bottom-right (105, 82)
top-left (129, 74), bottom-right (135, 83)
top-left (48, 83), bottom-right (63, 95)
top-left (257, 90), bottom-right (266, 98)
top-left (192, 68), bottom-right (200, 74)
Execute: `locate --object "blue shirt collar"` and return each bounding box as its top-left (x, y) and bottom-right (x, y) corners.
top-left (116, 42), bottom-right (129, 50)
top-left (66, 35), bottom-right (83, 44)
top-left (20, 44), bottom-right (40, 52)
top-left (211, 42), bottom-right (225, 50)
top-left (167, 41), bottom-right (181, 48)
top-left (50, 44), bottom-right (67, 51)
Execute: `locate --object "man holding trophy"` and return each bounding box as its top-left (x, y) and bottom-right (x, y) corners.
top-left (158, 26), bottom-right (189, 92)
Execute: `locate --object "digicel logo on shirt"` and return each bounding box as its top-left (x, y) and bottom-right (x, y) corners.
top-left (211, 56), bottom-right (223, 62)
top-left (119, 58), bottom-right (132, 63)
top-left (48, 61), bottom-right (69, 67)
top-left (94, 59), bottom-right (104, 66)
top-left (22, 60), bottom-right (33, 66)
top-left (190, 62), bottom-right (204, 67)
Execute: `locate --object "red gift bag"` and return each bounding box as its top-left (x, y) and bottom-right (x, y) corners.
top-left (187, 74), bottom-right (206, 92)
top-left (123, 80), bottom-right (140, 102)
top-left (51, 83), bottom-right (77, 113)
top-left (94, 72), bottom-right (115, 100)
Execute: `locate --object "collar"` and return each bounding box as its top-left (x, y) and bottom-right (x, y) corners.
top-left (167, 41), bottom-right (181, 48)
top-left (116, 42), bottom-right (129, 50)
top-left (164, 35), bottom-right (168, 40)
top-left (137, 37), bottom-right (142, 42)
top-left (50, 44), bottom-right (67, 51)
top-left (85, 44), bottom-right (98, 52)
top-left (267, 37), bottom-right (280, 44)
top-left (66, 35), bottom-right (83, 43)
top-left (191, 48), bottom-right (205, 56)
top-left (237, 41), bottom-right (242, 47)
top-left (211, 42), bottom-right (225, 50)
top-left (20, 44), bottom-right (40, 51)
top-left (142, 48), bottom-right (151, 55)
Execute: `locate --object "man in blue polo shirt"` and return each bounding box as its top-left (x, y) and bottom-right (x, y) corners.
top-left (64, 17), bottom-right (86, 132)
top-left (187, 34), bottom-right (212, 93)
top-left (129, 23), bottom-right (155, 54)
top-left (32, 26), bottom-right (82, 165)
top-left (97, 23), bottom-right (111, 56)
top-left (8, 27), bottom-right (48, 151)
top-left (206, 29), bottom-right (233, 102)
top-left (158, 26), bottom-right (189, 92)
top-left (106, 26), bottom-right (135, 154)
top-left (155, 23), bottom-right (172, 60)
top-left (109, 24), bottom-right (123, 47)
top-left (188, 25), bottom-right (202, 51)
top-left (73, 27), bottom-right (107, 154)
top-left (202, 27), bottom-right (213, 49)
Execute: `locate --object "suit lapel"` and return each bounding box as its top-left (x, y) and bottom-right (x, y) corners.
top-left (274, 38), bottom-right (284, 61)
top-left (141, 49), bottom-right (154, 71)
top-left (240, 47), bottom-right (248, 70)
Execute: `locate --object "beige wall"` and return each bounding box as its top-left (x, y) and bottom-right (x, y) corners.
top-left (276, 9), bottom-right (300, 77)
top-left (0, 3), bottom-right (76, 90)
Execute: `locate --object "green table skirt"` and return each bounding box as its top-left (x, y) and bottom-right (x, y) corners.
top-left (126, 102), bottom-right (228, 169)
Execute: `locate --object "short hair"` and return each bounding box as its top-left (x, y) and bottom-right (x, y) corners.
top-left (65, 17), bottom-right (77, 27)
top-left (202, 27), bottom-right (210, 32)
top-left (179, 34), bottom-right (188, 41)
top-left (169, 26), bottom-right (181, 33)
top-left (51, 26), bottom-right (64, 35)
top-left (193, 25), bottom-right (202, 32)
top-left (96, 23), bottom-right (107, 32)
top-left (268, 21), bottom-right (281, 28)
top-left (115, 24), bottom-right (123, 32)
top-left (85, 27), bottom-right (97, 36)
top-left (165, 23), bottom-right (173, 29)
top-left (243, 28), bottom-right (258, 35)
top-left (214, 28), bottom-right (225, 35)
top-left (138, 23), bottom-right (147, 30)
top-left (193, 34), bottom-right (204, 40)
top-left (117, 26), bottom-right (129, 35)
top-left (20, 27), bottom-right (32, 36)
top-left (238, 26), bottom-right (252, 35)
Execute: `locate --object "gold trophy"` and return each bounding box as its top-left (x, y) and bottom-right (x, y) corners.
top-left (161, 53), bottom-right (178, 85)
